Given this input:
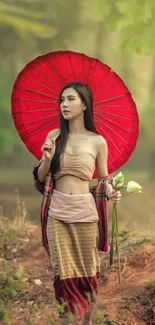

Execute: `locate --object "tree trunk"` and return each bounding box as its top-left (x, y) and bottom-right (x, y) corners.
top-left (149, 55), bottom-right (155, 104)
top-left (119, 54), bottom-right (131, 88)
top-left (94, 21), bottom-right (107, 61)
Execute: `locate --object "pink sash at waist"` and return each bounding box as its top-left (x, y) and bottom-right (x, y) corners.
top-left (48, 189), bottom-right (99, 223)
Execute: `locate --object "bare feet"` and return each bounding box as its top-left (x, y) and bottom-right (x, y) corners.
top-left (82, 315), bottom-right (92, 325)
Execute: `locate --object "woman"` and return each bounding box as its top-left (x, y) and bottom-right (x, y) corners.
top-left (34, 82), bottom-right (121, 325)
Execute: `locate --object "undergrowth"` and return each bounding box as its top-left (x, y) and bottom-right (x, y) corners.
top-left (0, 190), bottom-right (29, 324)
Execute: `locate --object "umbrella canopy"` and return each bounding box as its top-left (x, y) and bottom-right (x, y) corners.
top-left (11, 50), bottom-right (139, 176)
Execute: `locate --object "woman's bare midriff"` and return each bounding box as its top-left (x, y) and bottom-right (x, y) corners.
top-left (54, 175), bottom-right (90, 195)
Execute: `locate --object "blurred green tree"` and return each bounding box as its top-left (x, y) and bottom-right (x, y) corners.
top-left (0, 0), bottom-right (82, 158)
top-left (140, 106), bottom-right (155, 178)
top-left (0, 0), bottom-right (56, 155)
top-left (92, 0), bottom-right (155, 54)
top-left (148, 55), bottom-right (155, 104)
top-left (90, 0), bottom-right (155, 177)
top-left (0, 0), bottom-right (55, 37)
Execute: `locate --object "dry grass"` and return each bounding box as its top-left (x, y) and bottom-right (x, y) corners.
top-left (0, 172), bottom-right (155, 325)
top-left (0, 190), bottom-right (37, 262)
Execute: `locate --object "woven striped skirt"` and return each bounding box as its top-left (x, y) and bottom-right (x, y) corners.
top-left (47, 190), bottom-right (100, 319)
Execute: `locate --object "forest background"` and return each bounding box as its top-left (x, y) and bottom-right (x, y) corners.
top-left (0, 0), bottom-right (155, 234)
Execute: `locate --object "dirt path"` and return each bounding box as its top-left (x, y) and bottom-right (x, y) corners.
top-left (1, 226), bottom-right (155, 325)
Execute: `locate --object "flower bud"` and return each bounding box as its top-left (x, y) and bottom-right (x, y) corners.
top-left (127, 181), bottom-right (142, 194)
top-left (112, 172), bottom-right (124, 189)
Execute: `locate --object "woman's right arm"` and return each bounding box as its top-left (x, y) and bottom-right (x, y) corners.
top-left (37, 129), bottom-right (60, 182)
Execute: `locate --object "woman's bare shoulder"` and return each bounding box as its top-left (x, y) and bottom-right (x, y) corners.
top-left (90, 133), bottom-right (106, 146)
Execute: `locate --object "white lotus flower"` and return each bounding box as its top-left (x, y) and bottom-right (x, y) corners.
top-left (34, 279), bottom-right (42, 286)
top-left (112, 172), bottom-right (124, 189)
top-left (127, 181), bottom-right (142, 194)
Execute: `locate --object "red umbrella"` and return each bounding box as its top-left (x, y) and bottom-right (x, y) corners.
top-left (11, 50), bottom-right (139, 177)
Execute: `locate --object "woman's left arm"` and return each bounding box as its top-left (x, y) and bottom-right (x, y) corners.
top-left (96, 136), bottom-right (121, 204)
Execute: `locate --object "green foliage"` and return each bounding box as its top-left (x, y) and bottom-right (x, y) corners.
top-left (0, 306), bottom-right (12, 325)
top-left (0, 264), bottom-right (25, 300)
top-left (57, 301), bottom-right (67, 317)
top-left (119, 230), bottom-right (131, 237)
top-left (146, 279), bottom-right (155, 297)
top-left (94, 314), bottom-right (125, 325)
top-left (121, 296), bottom-right (137, 311)
top-left (0, 263), bottom-right (25, 324)
top-left (0, 0), bottom-right (82, 153)
top-left (93, 0), bottom-right (118, 29)
top-left (0, 226), bottom-right (17, 245)
top-left (92, 0), bottom-right (155, 54)
top-left (0, 1), bottom-right (56, 38)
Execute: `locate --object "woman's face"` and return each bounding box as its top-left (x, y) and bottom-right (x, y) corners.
top-left (60, 88), bottom-right (85, 120)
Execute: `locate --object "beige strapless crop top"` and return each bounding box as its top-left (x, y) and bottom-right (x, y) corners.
top-left (53, 152), bottom-right (95, 181)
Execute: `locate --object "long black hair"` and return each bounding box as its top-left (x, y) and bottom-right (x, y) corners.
top-left (51, 82), bottom-right (98, 174)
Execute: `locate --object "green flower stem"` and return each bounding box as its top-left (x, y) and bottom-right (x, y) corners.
top-left (110, 203), bottom-right (116, 266)
top-left (110, 202), bottom-right (121, 285)
top-left (114, 203), bottom-right (121, 285)
top-left (109, 185), bottom-right (123, 284)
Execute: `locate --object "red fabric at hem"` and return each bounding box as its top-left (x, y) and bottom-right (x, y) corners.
top-left (54, 273), bottom-right (99, 318)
